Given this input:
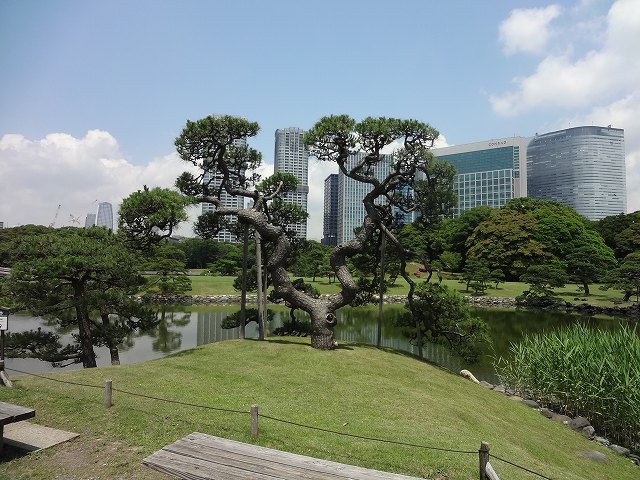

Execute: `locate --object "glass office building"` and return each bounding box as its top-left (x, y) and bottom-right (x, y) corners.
top-left (527, 126), bottom-right (626, 220)
top-left (322, 174), bottom-right (338, 246)
top-left (337, 152), bottom-right (417, 244)
top-left (432, 137), bottom-right (528, 216)
top-left (84, 213), bottom-right (96, 228)
top-left (95, 202), bottom-right (114, 230)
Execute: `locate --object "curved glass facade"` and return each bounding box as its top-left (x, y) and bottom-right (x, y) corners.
top-left (527, 126), bottom-right (626, 220)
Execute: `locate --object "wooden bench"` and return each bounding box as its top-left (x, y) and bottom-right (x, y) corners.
top-left (0, 401), bottom-right (36, 453)
top-left (144, 432), bottom-right (426, 479)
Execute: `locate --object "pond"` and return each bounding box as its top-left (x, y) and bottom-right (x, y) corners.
top-left (3, 304), bottom-right (637, 384)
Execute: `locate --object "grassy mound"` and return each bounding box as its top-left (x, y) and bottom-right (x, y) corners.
top-left (0, 338), bottom-right (637, 479)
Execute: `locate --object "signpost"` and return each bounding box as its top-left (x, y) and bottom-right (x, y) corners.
top-left (0, 306), bottom-right (9, 368)
top-left (0, 307), bottom-right (10, 386)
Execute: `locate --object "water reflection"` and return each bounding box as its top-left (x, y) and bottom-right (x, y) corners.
top-left (196, 310), bottom-right (259, 345)
top-left (148, 307), bottom-right (191, 353)
top-left (5, 304), bottom-right (637, 384)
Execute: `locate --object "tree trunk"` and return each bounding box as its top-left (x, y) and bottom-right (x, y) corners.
top-left (74, 285), bottom-right (97, 368)
top-left (101, 313), bottom-right (120, 365)
top-left (583, 282), bottom-right (590, 296)
top-left (309, 304), bottom-right (337, 350)
top-left (255, 232), bottom-right (265, 340)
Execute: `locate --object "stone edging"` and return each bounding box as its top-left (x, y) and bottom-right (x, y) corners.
top-left (460, 370), bottom-right (639, 466)
top-left (137, 293), bottom-right (639, 317)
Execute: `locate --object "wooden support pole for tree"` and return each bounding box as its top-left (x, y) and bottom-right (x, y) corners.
top-left (240, 226), bottom-right (249, 340)
top-left (104, 379), bottom-right (113, 409)
top-left (255, 234), bottom-right (265, 341)
top-left (377, 233), bottom-right (386, 348)
top-left (250, 404), bottom-right (259, 439)
top-left (479, 441), bottom-right (490, 480)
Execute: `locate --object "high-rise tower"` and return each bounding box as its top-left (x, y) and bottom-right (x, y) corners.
top-left (95, 202), bottom-right (113, 230)
top-left (201, 138), bottom-right (247, 243)
top-left (527, 126), bottom-right (626, 220)
top-left (322, 174), bottom-right (338, 246)
top-left (84, 213), bottom-right (96, 228)
top-left (337, 152), bottom-right (417, 244)
top-left (274, 128), bottom-right (309, 239)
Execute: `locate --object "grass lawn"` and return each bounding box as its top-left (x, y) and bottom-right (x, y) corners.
top-left (0, 338), bottom-right (637, 479)
top-left (176, 273), bottom-right (636, 309)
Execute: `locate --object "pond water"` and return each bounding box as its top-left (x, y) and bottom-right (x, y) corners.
top-left (3, 304), bottom-right (637, 383)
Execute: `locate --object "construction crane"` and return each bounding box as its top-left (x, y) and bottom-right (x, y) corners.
top-left (49, 204), bottom-right (62, 228)
top-left (69, 214), bottom-right (82, 225)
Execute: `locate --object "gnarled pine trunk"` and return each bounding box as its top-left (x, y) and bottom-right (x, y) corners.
top-left (101, 313), bottom-right (121, 365)
top-left (74, 284), bottom-right (97, 368)
top-left (308, 303), bottom-right (337, 350)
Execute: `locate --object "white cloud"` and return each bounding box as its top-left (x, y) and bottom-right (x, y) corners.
top-left (491, 0), bottom-right (640, 214)
top-left (499, 5), bottom-right (562, 55)
top-left (0, 130), bottom-right (190, 231)
top-left (491, 0), bottom-right (640, 116)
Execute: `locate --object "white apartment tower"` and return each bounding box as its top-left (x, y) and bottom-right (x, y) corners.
top-left (201, 138), bottom-right (247, 243)
top-left (274, 128), bottom-right (309, 239)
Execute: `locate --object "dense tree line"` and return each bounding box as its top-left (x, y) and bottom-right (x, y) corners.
top-left (421, 199), bottom-right (639, 303)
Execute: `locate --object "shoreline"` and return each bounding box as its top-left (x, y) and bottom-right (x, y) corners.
top-left (138, 293), bottom-right (640, 317)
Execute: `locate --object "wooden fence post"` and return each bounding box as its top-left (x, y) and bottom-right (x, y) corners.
top-left (104, 380), bottom-right (112, 409)
top-left (251, 404), bottom-right (259, 439)
top-left (479, 441), bottom-right (489, 480)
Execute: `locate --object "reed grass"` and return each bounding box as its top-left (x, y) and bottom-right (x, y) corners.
top-left (497, 323), bottom-right (640, 449)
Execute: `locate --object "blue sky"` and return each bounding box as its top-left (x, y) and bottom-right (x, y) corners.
top-left (1, 0), bottom-right (638, 239)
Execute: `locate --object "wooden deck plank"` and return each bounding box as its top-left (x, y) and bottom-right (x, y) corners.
top-left (0, 401), bottom-right (35, 426)
top-left (144, 433), bottom-right (426, 480)
top-left (163, 440), bottom-right (348, 480)
top-left (185, 433), bottom-right (423, 479)
top-left (144, 449), bottom-right (279, 480)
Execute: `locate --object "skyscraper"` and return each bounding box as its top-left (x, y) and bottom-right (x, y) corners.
top-left (322, 174), bottom-right (338, 246)
top-left (274, 128), bottom-right (309, 239)
top-left (336, 152), bottom-right (417, 244)
top-left (432, 137), bottom-right (529, 216)
top-left (201, 138), bottom-right (247, 243)
top-left (527, 126), bottom-right (626, 220)
top-left (84, 213), bottom-right (96, 228)
top-left (95, 202), bottom-right (113, 230)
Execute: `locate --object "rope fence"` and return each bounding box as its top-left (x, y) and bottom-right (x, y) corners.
top-left (6, 367), bottom-right (552, 479)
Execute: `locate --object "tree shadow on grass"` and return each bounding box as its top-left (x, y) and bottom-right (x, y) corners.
top-left (264, 338), bottom-right (354, 350)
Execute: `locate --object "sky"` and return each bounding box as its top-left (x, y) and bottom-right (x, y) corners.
top-left (1, 0), bottom-right (639, 240)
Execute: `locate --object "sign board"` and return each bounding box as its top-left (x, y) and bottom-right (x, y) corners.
top-left (0, 315), bottom-right (7, 331)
